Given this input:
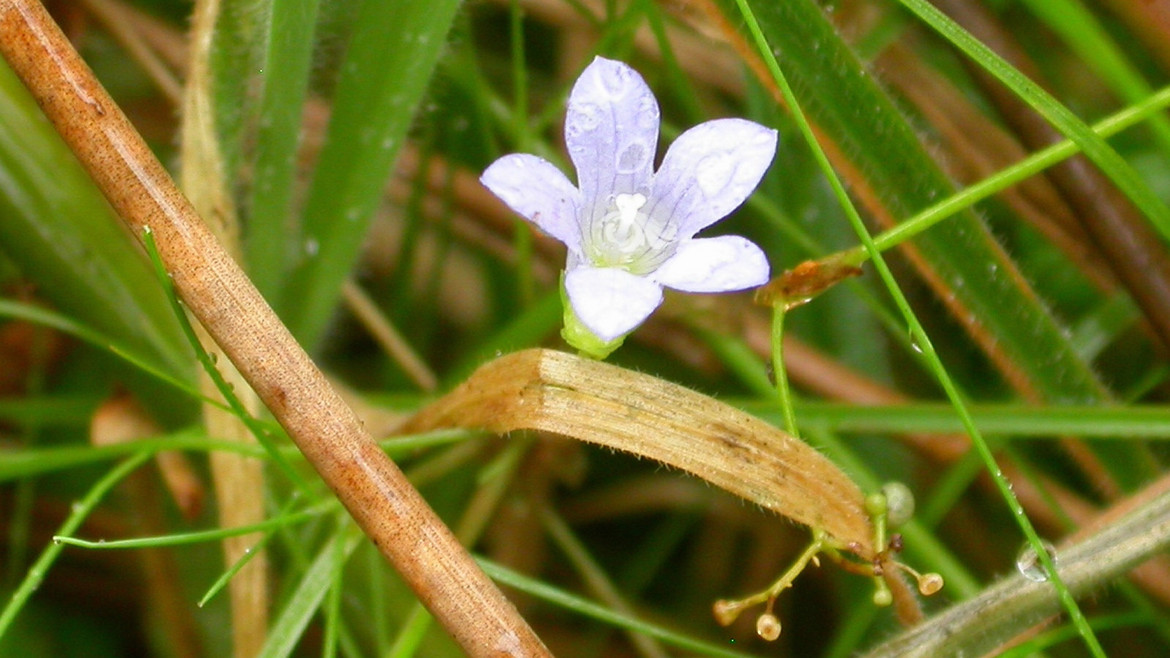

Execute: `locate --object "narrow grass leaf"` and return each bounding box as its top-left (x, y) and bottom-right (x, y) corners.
top-left (259, 526), bottom-right (362, 658)
top-left (245, 0), bottom-right (321, 297)
top-left (897, 0), bottom-right (1170, 242)
top-left (280, 0), bottom-right (462, 349)
top-left (0, 61), bottom-right (188, 377)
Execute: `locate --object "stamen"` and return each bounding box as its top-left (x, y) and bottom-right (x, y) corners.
top-left (613, 193), bottom-right (647, 230)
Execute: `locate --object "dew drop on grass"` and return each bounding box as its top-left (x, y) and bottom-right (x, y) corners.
top-left (908, 332), bottom-right (923, 354)
top-left (1016, 540), bottom-right (1058, 582)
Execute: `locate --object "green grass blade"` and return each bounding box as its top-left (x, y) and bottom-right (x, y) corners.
top-left (279, 0), bottom-right (463, 350)
top-left (244, 0), bottom-right (321, 297)
top-left (0, 61), bottom-right (189, 378)
top-left (0, 299), bottom-right (196, 398)
top-left (477, 558), bottom-right (760, 658)
top-left (259, 525), bottom-right (362, 658)
top-left (898, 0), bottom-right (1170, 242)
top-left (730, 0), bottom-right (1106, 651)
top-left (1018, 0), bottom-right (1170, 155)
top-left (716, 0), bottom-right (1109, 407)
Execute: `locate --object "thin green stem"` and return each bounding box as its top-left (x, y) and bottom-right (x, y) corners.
top-left (56, 501), bottom-right (331, 551)
top-left (477, 557), bottom-right (757, 658)
top-left (0, 452), bottom-right (152, 638)
top-left (897, 0), bottom-right (1170, 248)
top-left (771, 306), bottom-right (799, 436)
top-left (836, 84), bottom-right (1170, 267)
top-left (731, 1), bottom-right (1101, 654)
top-left (143, 229), bottom-right (310, 493)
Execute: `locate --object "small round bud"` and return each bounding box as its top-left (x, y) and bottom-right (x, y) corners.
top-left (712, 599), bottom-right (743, 627)
top-left (756, 613), bottom-right (782, 641)
top-left (918, 572), bottom-right (944, 596)
top-left (865, 491), bottom-right (888, 517)
top-left (882, 482), bottom-right (915, 528)
top-left (872, 586), bottom-right (893, 606)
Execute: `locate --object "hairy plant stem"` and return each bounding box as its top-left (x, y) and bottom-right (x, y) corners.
top-left (178, 1), bottom-right (269, 654)
top-left (0, 2), bottom-right (548, 655)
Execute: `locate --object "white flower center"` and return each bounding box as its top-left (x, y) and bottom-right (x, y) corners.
top-left (586, 193), bottom-right (677, 275)
top-left (614, 193), bottom-right (644, 231)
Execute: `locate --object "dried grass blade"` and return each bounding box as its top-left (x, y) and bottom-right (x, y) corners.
top-left (401, 349), bottom-right (874, 555)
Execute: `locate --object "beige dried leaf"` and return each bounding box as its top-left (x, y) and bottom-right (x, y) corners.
top-left (401, 348), bottom-right (874, 555)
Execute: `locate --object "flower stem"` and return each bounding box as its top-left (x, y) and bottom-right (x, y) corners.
top-left (770, 305), bottom-right (800, 437)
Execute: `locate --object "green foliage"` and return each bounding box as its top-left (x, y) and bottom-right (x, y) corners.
top-left (4, 0), bottom-right (1170, 655)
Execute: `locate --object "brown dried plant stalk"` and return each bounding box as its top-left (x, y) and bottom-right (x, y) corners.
top-left (178, 0), bottom-right (269, 654)
top-left (0, 1), bottom-right (549, 655)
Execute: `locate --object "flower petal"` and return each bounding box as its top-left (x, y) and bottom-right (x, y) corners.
top-left (566, 57), bottom-right (660, 217)
top-left (648, 119), bottom-right (777, 238)
top-left (565, 266), bottom-right (663, 342)
top-left (481, 153), bottom-right (582, 252)
top-left (652, 236), bottom-right (770, 293)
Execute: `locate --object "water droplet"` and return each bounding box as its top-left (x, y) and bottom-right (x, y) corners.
top-left (598, 63), bottom-right (634, 98)
top-left (566, 103), bottom-right (602, 136)
top-left (304, 238), bottom-right (319, 256)
top-left (695, 151), bottom-right (736, 197)
top-left (908, 332), bottom-right (923, 354)
top-left (636, 98), bottom-right (659, 130)
top-left (1016, 540), bottom-right (1058, 582)
top-left (616, 142), bottom-right (649, 173)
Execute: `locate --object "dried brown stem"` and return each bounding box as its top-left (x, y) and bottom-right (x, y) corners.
top-left (0, 2), bottom-right (548, 654)
top-left (178, 0), bottom-right (269, 653)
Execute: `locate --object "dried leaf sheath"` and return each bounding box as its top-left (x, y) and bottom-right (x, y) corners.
top-left (402, 349), bottom-right (874, 555)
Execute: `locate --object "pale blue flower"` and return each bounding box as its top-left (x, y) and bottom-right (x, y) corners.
top-left (482, 56), bottom-right (775, 350)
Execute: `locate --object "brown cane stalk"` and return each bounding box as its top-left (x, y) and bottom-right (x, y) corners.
top-left (0, 1), bottom-right (549, 654)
